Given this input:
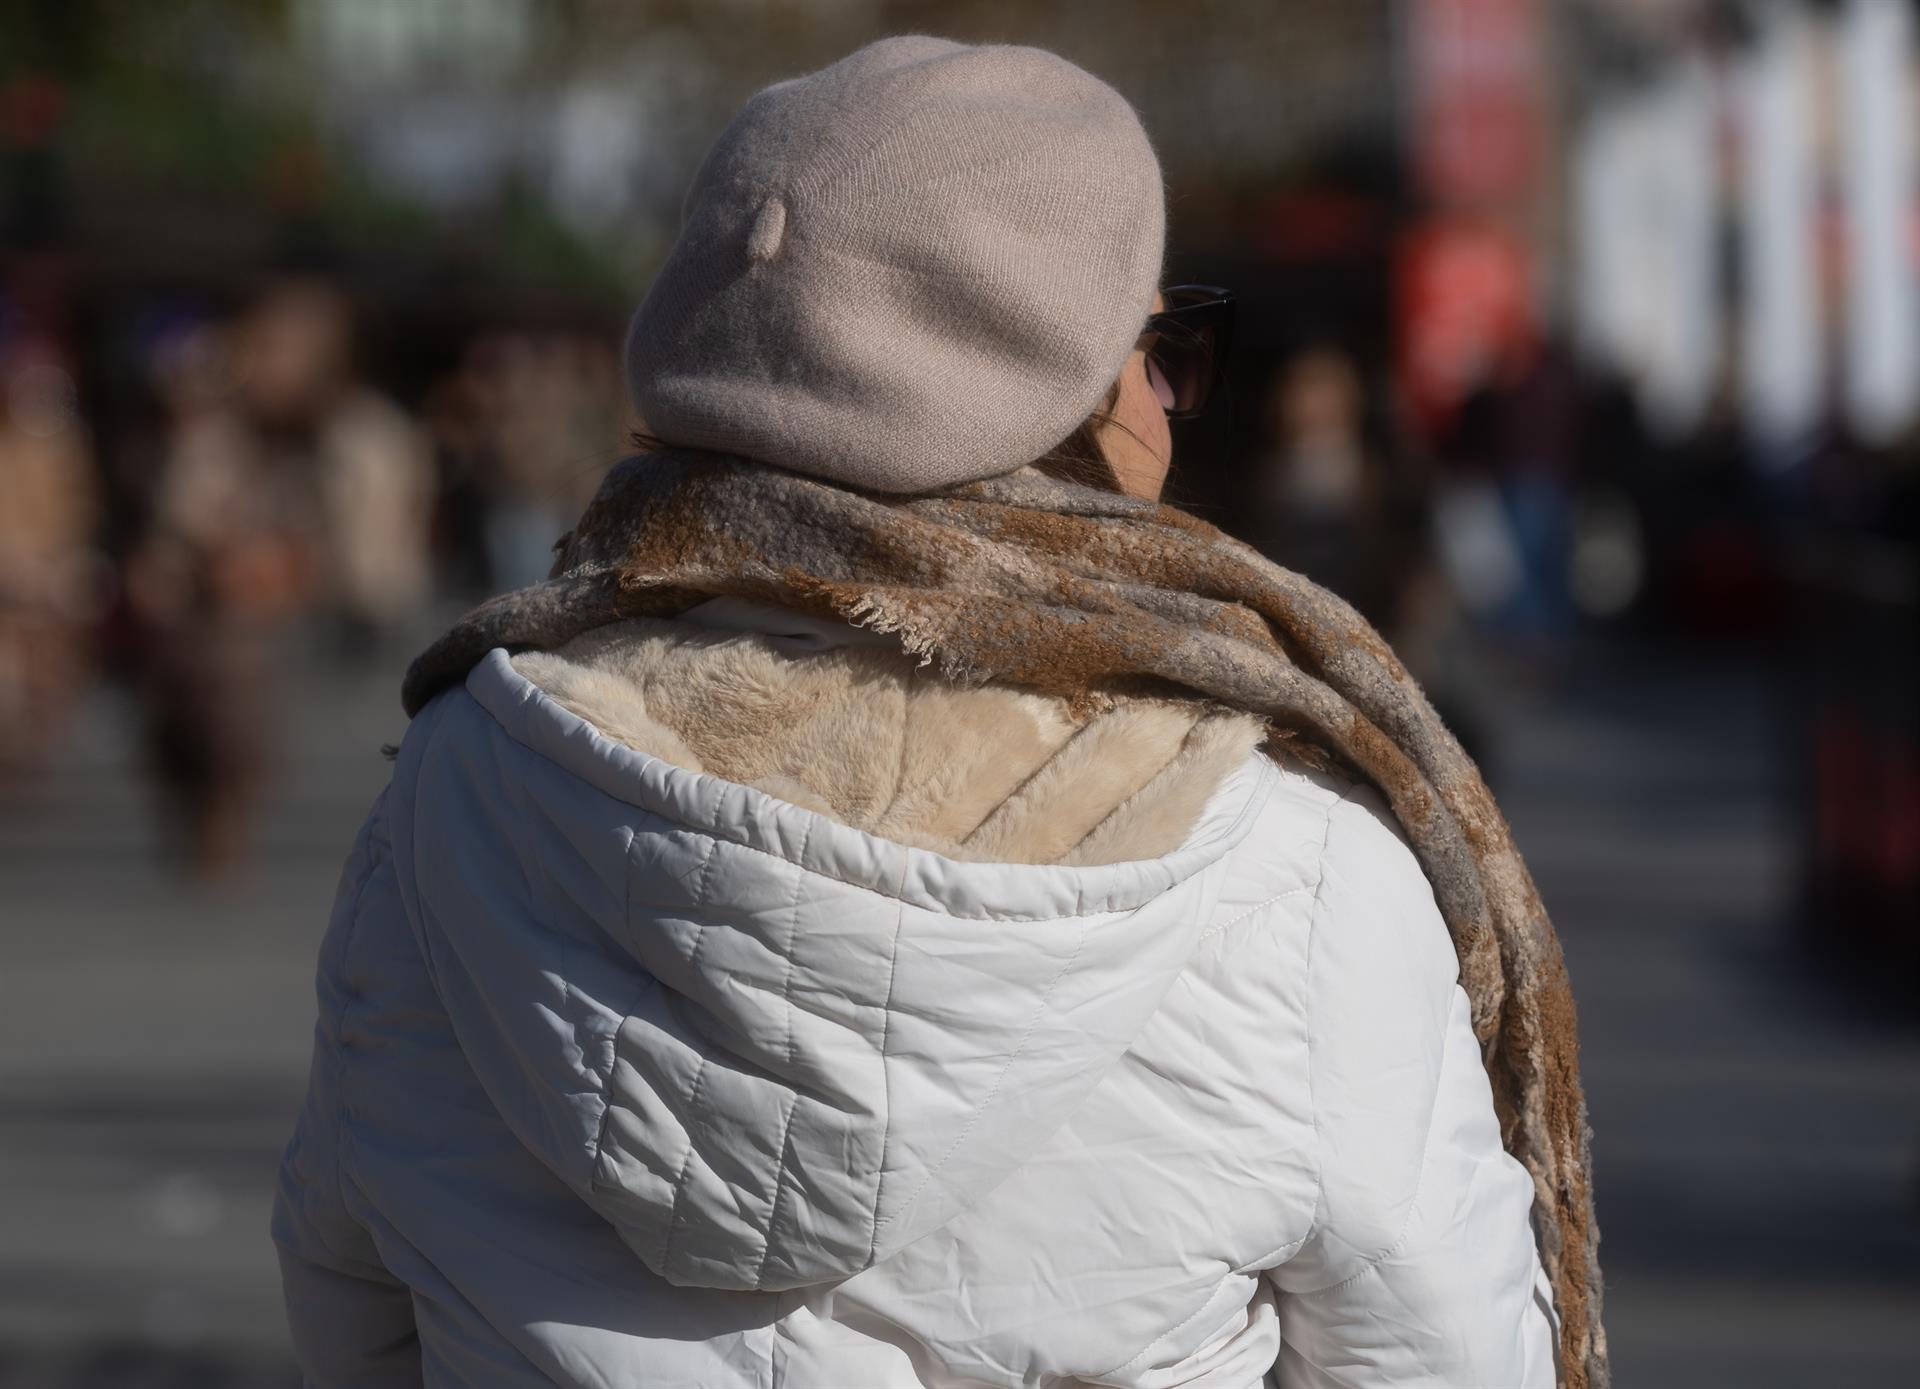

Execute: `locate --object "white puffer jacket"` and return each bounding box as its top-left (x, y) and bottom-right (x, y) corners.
top-left (274, 607), bottom-right (1558, 1388)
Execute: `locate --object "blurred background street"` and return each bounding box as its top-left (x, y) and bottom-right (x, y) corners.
top-left (4, 1), bottom-right (1920, 1385)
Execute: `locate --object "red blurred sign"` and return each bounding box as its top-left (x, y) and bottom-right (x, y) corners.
top-left (1408, 0), bottom-right (1544, 207)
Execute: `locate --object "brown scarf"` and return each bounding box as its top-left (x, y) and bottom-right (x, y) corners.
top-left (405, 450), bottom-right (1607, 1388)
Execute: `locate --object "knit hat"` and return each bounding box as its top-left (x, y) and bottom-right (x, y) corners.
top-left (624, 36), bottom-right (1166, 494)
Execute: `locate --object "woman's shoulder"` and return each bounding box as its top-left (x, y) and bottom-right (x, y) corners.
top-left (1205, 750), bottom-right (1380, 906)
top-left (1217, 752), bottom-right (1459, 1026)
top-left (1201, 750), bottom-right (1466, 1264)
top-left (1224, 748), bottom-right (1442, 912)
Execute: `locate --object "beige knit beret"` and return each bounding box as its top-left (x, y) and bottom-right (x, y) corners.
top-left (624, 35), bottom-right (1166, 493)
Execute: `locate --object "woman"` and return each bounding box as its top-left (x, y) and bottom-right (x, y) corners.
top-left (274, 37), bottom-right (1605, 1388)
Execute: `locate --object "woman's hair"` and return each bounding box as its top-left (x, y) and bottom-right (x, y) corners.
top-left (1030, 412), bottom-right (1125, 493)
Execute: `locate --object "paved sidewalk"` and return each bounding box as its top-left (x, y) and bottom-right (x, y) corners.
top-left (0, 635), bottom-right (405, 1389)
top-left (1482, 640), bottom-right (1920, 1387)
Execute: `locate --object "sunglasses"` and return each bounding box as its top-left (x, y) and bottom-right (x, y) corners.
top-left (1137, 284), bottom-right (1234, 420)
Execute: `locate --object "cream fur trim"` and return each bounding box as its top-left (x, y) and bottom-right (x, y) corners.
top-left (512, 618), bottom-right (1265, 866)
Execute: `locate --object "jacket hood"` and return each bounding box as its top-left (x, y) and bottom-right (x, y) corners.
top-left (386, 644), bottom-right (1271, 1293)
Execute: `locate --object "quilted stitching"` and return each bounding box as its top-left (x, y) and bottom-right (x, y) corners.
top-left (654, 835), bottom-right (721, 1275)
top-left (780, 824), bottom-right (814, 1068)
top-left (865, 843), bottom-right (913, 1266)
top-left (868, 877), bottom-right (1091, 1245)
top-left (753, 1093), bottom-right (803, 1288)
top-left (655, 1056), bottom-right (709, 1274)
top-left (752, 822), bottom-right (814, 1286)
top-left (1298, 787), bottom-right (1350, 1259)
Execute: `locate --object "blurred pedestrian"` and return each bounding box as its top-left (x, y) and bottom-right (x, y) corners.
top-left (127, 313), bottom-right (317, 877)
top-left (421, 349), bottom-right (498, 598)
top-left (126, 283), bottom-right (434, 874)
top-left (275, 38), bottom-right (1604, 1389)
top-left (1245, 346), bottom-right (1429, 632)
top-left (237, 281), bottom-right (433, 650)
top-left (468, 331), bottom-right (627, 591)
top-left (0, 316), bottom-right (100, 773)
top-left (1447, 337), bottom-right (1585, 649)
